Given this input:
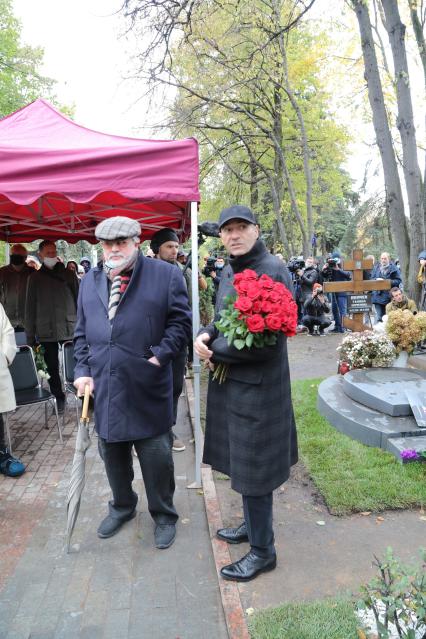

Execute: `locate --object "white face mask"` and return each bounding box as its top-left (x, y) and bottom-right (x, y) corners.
top-left (43, 256), bottom-right (59, 269)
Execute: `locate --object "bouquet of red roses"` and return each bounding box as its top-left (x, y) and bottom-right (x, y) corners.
top-left (213, 268), bottom-right (297, 382)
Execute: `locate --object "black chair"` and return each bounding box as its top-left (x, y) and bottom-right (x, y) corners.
top-left (4, 345), bottom-right (62, 454)
top-left (62, 340), bottom-right (79, 427)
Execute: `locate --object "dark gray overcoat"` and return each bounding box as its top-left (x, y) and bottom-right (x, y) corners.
top-left (202, 240), bottom-right (298, 496)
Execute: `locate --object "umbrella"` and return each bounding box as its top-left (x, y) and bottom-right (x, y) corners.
top-left (66, 384), bottom-right (91, 552)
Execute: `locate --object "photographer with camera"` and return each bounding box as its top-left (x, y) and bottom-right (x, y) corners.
top-left (286, 256), bottom-right (305, 326)
top-left (301, 283), bottom-right (331, 336)
top-left (298, 257), bottom-right (322, 304)
top-left (203, 256), bottom-right (226, 305)
top-left (322, 252), bottom-right (351, 334)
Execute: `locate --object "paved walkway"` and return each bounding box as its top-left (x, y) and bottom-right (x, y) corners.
top-left (0, 395), bottom-right (228, 639)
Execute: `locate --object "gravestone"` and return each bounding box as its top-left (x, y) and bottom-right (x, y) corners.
top-left (317, 367), bottom-right (426, 461)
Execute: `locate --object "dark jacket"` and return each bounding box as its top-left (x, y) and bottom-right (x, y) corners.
top-left (25, 263), bottom-right (79, 344)
top-left (202, 239), bottom-right (298, 496)
top-left (73, 254), bottom-right (192, 442)
top-left (299, 266), bottom-right (321, 303)
top-left (370, 262), bottom-right (402, 305)
top-left (0, 264), bottom-right (33, 328)
top-left (303, 294), bottom-right (329, 318)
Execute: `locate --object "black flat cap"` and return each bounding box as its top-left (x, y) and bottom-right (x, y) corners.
top-left (218, 205), bottom-right (257, 229)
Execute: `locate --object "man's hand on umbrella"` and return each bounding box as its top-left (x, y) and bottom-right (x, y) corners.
top-left (74, 376), bottom-right (94, 396)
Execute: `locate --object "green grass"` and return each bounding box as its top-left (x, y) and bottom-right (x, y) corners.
top-left (293, 378), bottom-right (426, 515)
top-left (248, 598), bottom-right (359, 639)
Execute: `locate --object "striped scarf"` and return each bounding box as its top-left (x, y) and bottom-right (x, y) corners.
top-left (108, 274), bottom-right (131, 320)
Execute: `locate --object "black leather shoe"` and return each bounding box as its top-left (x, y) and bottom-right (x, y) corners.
top-left (216, 522), bottom-right (249, 544)
top-left (97, 511), bottom-right (136, 539)
top-left (220, 551), bottom-right (277, 582)
top-left (154, 523), bottom-right (176, 549)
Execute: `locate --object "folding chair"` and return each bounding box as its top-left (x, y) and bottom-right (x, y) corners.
top-left (62, 340), bottom-right (79, 428)
top-left (4, 345), bottom-right (62, 455)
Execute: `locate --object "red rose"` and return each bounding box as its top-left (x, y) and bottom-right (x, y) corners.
top-left (268, 290), bottom-right (281, 303)
top-left (235, 280), bottom-right (250, 294)
top-left (265, 314), bottom-right (283, 331)
top-left (241, 269), bottom-right (258, 281)
top-left (273, 281), bottom-right (287, 294)
top-left (234, 296), bottom-right (253, 313)
top-left (246, 282), bottom-right (262, 300)
top-left (258, 274), bottom-right (274, 289)
top-left (252, 300), bottom-right (263, 313)
top-left (246, 314), bottom-right (265, 333)
top-left (233, 273), bottom-right (245, 285)
top-left (270, 302), bottom-right (283, 314)
top-left (261, 300), bottom-right (273, 313)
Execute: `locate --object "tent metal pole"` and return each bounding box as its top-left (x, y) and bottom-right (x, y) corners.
top-left (4, 242), bottom-right (9, 264)
top-left (187, 200), bottom-right (202, 489)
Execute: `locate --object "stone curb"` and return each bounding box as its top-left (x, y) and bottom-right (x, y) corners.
top-left (185, 377), bottom-right (250, 639)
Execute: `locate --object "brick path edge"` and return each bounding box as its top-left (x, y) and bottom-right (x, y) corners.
top-left (185, 377), bottom-right (250, 639)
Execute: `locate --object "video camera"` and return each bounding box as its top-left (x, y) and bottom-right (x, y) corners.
top-left (287, 258), bottom-right (305, 274)
top-left (203, 257), bottom-right (217, 277)
top-left (184, 221), bottom-right (220, 272)
top-left (322, 257), bottom-right (339, 279)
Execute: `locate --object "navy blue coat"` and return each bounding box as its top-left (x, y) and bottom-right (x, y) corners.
top-left (73, 254), bottom-right (192, 442)
top-left (370, 262), bottom-right (402, 305)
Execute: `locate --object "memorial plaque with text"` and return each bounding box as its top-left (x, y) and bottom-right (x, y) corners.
top-left (347, 293), bottom-right (372, 314)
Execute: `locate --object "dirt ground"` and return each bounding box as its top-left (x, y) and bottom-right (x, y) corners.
top-left (207, 332), bottom-right (426, 611)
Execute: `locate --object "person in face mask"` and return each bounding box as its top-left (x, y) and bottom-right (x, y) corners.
top-left (0, 244), bottom-right (32, 342)
top-left (74, 216), bottom-right (191, 549)
top-left (25, 240), bottom-right (79, 414)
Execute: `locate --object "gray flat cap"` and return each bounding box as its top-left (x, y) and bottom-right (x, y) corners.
top-left (95, 216), bottom-right (141, 241)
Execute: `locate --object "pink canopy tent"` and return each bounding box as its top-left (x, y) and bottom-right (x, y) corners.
top-left (0, 99), bottom-right (200, 243)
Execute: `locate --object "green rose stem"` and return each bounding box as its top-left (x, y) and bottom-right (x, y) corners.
top-left (212, 363), bottom-right (229, 384)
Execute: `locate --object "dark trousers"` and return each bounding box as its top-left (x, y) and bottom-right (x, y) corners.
top-left (331, 294), bottom-right (347, 330)
top-left (98, 432), bottom-right (178, 525)
top-left (0, 414), bottom-right (5, 449)
top-left (40, 341), bottom-right (65, 401)
top-left (172, 348), bottom-right (187, 425)
top-left (242, 493), bottom-right (275, 558)
top-left (302, 314), bottom-right (331, 333)
top-left (374, 303), bottom-right (386, 322)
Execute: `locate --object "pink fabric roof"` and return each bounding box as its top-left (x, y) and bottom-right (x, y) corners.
top-left (0, 99), bottom-right (200, 242)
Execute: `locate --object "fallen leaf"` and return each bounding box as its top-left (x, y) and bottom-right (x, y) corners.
top-left (196, 490), bottom-right (204, 495)
top-left (357, 629), bottom-right (367, 639)
top-left (360, 511), bottom-right (371, 516)
top-left (316, 520), bottom-right (326, 526)
top-left (181, 518), bottom-right (190, 524)
top-left (419, 515), bottom-right (426, 521)
top-left (376, 516), bottom-right (384, 523)
top-left (246, 607), bottom-right (255, 616)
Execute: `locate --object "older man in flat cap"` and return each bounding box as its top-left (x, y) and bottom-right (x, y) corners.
top-left (74, 216), bottom-right (192, 549)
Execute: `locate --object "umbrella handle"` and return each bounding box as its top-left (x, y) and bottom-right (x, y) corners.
top-left (81, 384), bottom-right (91, 421)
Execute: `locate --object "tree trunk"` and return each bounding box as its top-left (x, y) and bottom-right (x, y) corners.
top-left (351, 0), bottom-right (410, 286)
top-left (277, 10), bottom-right (314, 248)
top-left (381, 0), bottom-right (424, 300)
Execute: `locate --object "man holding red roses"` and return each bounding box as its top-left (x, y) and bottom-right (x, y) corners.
top-left (194, 204), bottom-right (298, 582)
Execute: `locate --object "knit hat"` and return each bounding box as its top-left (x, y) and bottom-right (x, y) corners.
top-left (150, 228), bottom-right (179, 254)
top-left (95, 216), bottom-right (141, 241)
top-left (313, 283), bottom-right (323, 291)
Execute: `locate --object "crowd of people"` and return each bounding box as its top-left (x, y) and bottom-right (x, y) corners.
top-left (282, 250), bottom-right (426, 336)
top-left (0, 211), bottom-right (425, 584)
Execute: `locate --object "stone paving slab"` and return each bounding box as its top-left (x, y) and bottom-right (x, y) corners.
top-left (0, 396), bottom-right (228, 639)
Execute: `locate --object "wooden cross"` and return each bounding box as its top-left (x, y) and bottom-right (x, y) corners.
top-left (323, 249), bottom-right (391, 332)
